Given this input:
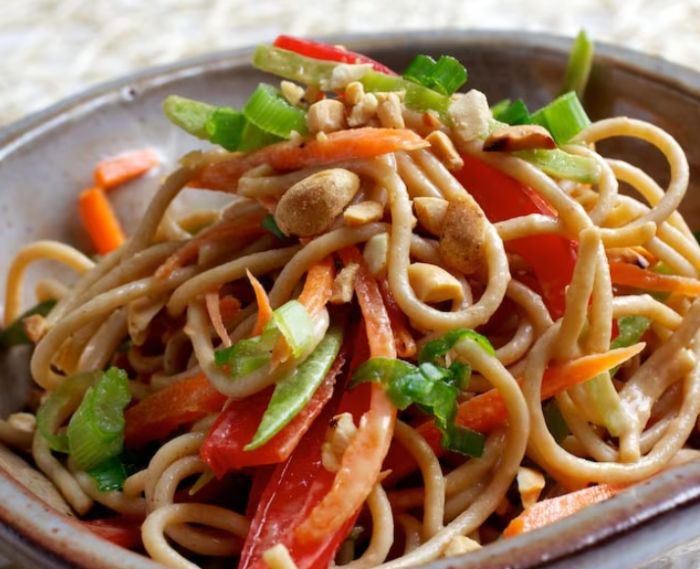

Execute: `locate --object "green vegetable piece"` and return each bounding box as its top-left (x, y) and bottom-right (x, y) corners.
top-left (419, 328), bottom-right (495, 366)
top-left (694, 231), bottom-right (700, 245)
top-left (252, 45), bottom-right (340, 86)
top-left (87, 455), bottom-right (128, 492)
top-left (244, 83), bottom-right (308, 139)
top-left (0, 299), bottom-right (56, 348)
top-left (163, 95), bottom-right (215, 139)
top-left (532, 91), bottom-right (591, 144)
top-left (492, 98), bottom-right (530, 125)
top-left (430, 56), bottom-right (468, 96)
top-left (562, 30), bottom-right (594, 99)
top-left (36, 371), bottom-right (100, 453)
top-left (262, 214), bottom-right (288, 240)
top-left (245, 327), bottom-right (343, 450)
top-left (359, 70), bottom-right (450, 117)
top-left (403, 55), bottom-right (437, 86)
top-left (442, 424), bottom-right (486, 457)
top-left (611, 316), bottom-right (651, 351)
top-left (205, 107), bottom-right (246, 151)
top-left (238, 119), bottom-right (283, 152)
top-left (490, 99), bottom-right (511, 116)
top-left (67, 367), bottom-right (131, 471)
top-left (514, 149), bottom-right (600, 184)
top-left (268, 300), bottom-right (315, 359)
top-left (543, 400), bottom-right (569, 443)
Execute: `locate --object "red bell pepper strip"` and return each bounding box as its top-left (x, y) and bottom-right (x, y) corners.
top-left (294, 247), bottom-right (397, 545)
top-left (82, 517), bottom-right (142, 549)
top-left (456, 154), bottom-right (578, 319)
top-left (124, 373), bottom-right (226, 448)
top-left (200, 354), bottom-right (345, 476)
top-left (273, 35), bottom-right (397, 76)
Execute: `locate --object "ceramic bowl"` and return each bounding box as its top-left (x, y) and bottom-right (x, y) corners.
top-left (2, 30), bottom-right (700, 569)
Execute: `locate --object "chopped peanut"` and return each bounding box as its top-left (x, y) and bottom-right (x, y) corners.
top-left (343, 201), bottom-right (384, 226)
top-left (280, 80), bottom-right (305, 107)
top-left (442, 535), bottom-right (481, 557)
top-left (348, 93), bottom-right (379, 127)
top-left (413, 197), bottom-right (448, 236)
top-left (408, 262), bottom-right (464, 304)
top-left (376, 93), bottom-right (405, 129)
top-left (439, 197), bottom-right (486, 275)
top-left (448, 90), bottom-right (492, 146)
top-left (274, 169), bottom-right (360, 237)
top-left (307, 99), bottom-right (347, 134)
top-left (363, 233), bottom-right (389, 278)
top-left (484, 124), bottom-right (556, 152)
top-left (322, 413), bottom-right (358, 472)
top-left (330, 263), bottom-right (359, 304)
top-left (517, 467), bottom-right (546, 509)
top-left (345, 81), bottom-right (365, 105)
top-left (426, 130), bottom-right (464, 170)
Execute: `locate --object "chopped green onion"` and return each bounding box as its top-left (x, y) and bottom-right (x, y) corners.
top-left (163, 95), bottom-right (215, 139)
top-left (262, 214), bottom-right (288, 240)
top-left (515, 149), bottom-right (599, 184)
top-left (360, 71), bottom-right (451, 116)
top-left (352, 356), bottom-right (485, 457)
top-left (419, 328), bottom-right (495, 367)
top-left (611, 316), bottom-right (651, 351)
top-left (492, 98), bottom-right (530, 125)
top-left (244, 84), bottom-right (308, 139)
top-left (252, 45), bottom-right (341, 86)
top-left (205, 107), bottom-right (246, 151)
top-left (238, 120), bottom-right (283, 152)
top-left (67, 367), bottom-right (131, 471)
top-left (36, 371), bottom-right (99, 453)
top-left (245, 327), bottom-right (343, 450)
top-left (582, 372), bottom-right (626, 437)
top-left (267, 301), bottom-right (315, 358)
top-left (403, 55), bottom-right (467, 96)
top-left (531, 91), bottom-right (590, 144)
top-left (543, 400), bottom-right (569, 443)
top-left (87, 456), bottom-right (128, 492)
top-left (0, 299), bottom-right (56, 348)
top-left (562, 30), bottom-right (594, 98)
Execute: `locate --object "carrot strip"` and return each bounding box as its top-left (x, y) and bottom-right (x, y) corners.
top-left (298, 257), bottom-right (335, 316)
top-left (503, 484), bottom-right (622, 537)
top-left (219, 295), bottom-right (242, 323)
top-left (378, 278), bottom-right (417, 358)
top-left (248, 270), bottom-right (273, 337)
top-left (94, 148), bottom-right (159, 190)
top-left (610, 262), bottom-right (700, 297)
top-left (296, 246), bottom-right (397, 544)
top-left (205, 289), bottom-right (232, 348)
top-left (386, 342), bottom-right (646, 480)
top-left (156, 212), bottom-right (265, 279)
top-left (191, 128), bottom-right (429, 192)
top-left (78, 187), bottom-right (126, 255)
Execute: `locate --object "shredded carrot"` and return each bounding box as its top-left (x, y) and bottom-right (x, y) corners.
top-left (205, 289), bottom-right (232, 348)
top-left (94, 148), bottom-right (159, 190)
top-left (78, 187), bottom-right (126, 255)
top-left (386, 342), bottom-right (646, 480)
top-left (296, 246), bottom-right (397, 544)
top-left (298, 257), bottom-right (335, 315)
top-left (155, 212), bottom-right (265, 279)
top-left (247, 270), bottom-right (273, 337)
top-left (219, 295), bottom-right (242, 324)
top-left (610, 262), bottom-right (700, 297)
top-left (503, 484), bottom-right (622, 537)
top-left (191, 128), bottom-right (429, 192)
top-left (378, 278), bottom-right (417, 358)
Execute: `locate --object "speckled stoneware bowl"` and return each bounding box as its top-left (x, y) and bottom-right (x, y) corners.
top-left (2, 30), bottom-right (700, 569)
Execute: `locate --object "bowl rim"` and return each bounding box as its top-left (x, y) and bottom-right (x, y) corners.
top-left (2, 28), bottom-right (700, 569)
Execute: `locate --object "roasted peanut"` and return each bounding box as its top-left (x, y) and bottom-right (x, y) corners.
top-left (413, 197), bottom-right (448, 236)
top-left (348, 93), bottom-right (379, 127)
top-left (376, 92), bottom-right (405, 129)
top-left (363, 233), bottom-right (389, 277)
top-left (438, 197), bottom-right (486, 275)
top-left (448, 89), bottom-right (492, 146)
top-left (330, 262), bottom-right (359, 304)
top-left (307, 99), bottom-right (347, 134)
top-left (483, 124), bottom-right (555, 152)
top-left (274, 169), bottom-right (360, 237)
top-left (426, 130), bottom-right (464, 170)
top-left (442, 536), bottom-right (481, 557)
top-left (344, 201), bottom-right (384, 226)
top-left (517, 467), bottom-right (546, 509)
top-left (408, 262), bottom-right (464, 304)
top-left (280, 80), bottom-right (304, 106)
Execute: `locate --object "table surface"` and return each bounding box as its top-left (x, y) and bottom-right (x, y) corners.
top-left (2, 0), bottom-right (700, 567)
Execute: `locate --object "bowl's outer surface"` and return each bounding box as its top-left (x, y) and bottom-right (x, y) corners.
top-left (2, 30), bottom-right (700, 569)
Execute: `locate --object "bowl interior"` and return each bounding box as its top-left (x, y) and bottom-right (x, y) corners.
top-left (2, 30), bottom-right (700, 569)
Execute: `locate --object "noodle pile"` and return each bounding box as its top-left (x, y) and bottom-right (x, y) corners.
top-left (2, 36), bottom-right (700, 569)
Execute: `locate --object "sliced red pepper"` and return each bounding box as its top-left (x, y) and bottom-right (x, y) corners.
top-left (456, 154), bottom-right (578, 319)
top-left (201, 354), bottom-right (345, 477)
top-left (124, 373), bottom-right (226, 448)
top-left (273, 35), bottom-right (397, 76)
top-left (82, 517), bottom-right (142, 549)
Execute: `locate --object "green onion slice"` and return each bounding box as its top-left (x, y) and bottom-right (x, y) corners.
top-left (562, 30), bottom-right (594, 98)
top-left (1, 300), bottom-right (56, 348)
top-left (163, 95), bottom-right (216, 140)
top-left (403, 54), bottom-right (467, 96)
top-left (515, 149), bottom-right (600, 184)
top-left (531, 91), bottom-right (591, 144)
top-left (491, 98), bottom-right (530, 125)
top-left (67, 367), bottom-right (131, 471)
top-left (243, 84), bottom-right (308, 139)
top-left (419, 328), bottom-right (495, 367)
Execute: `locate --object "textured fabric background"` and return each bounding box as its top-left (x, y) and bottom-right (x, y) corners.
top-left (1, 0), bottom-right (700, 567)
top-left (2, 0), bottom-right (700, 126)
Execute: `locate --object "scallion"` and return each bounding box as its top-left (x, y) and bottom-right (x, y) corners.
top-left (491, 98), bottom-right (530, 125)
top-left (205, 107), bottom-right (246, 151)
top-left (262, 214), bottom-right (288, 240)
top-left (0, 299), bottom-right (56, 348)
top-left (515, 149), bottom-right (600, 183)
top-left (531, 91), bottom-right (591, 144)
top-left (419, 328), bottom-right (495, 367)
top-left (252, 45), bottom-right (341, 86)
top-left (403, 54), bottom-right (467, 96)
top-left (562, 30), bottom-right (594, 99)
top-left (163, 95), bottom-right (215, 139)
top-left (244, 84), bottom-right (308, 139)
top-left (67, 367), bottom-right (131, 471)
top-left (268, 300), bottom-right (315, 358)
top-left (360, 71), bottom-right (451, 116)
top-left (403, 55), bottom-right (437, 86)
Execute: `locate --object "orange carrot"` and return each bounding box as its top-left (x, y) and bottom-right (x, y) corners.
top-left (191, 128), bottom-right (429, 192)
top-left (248, 270), bottom-right (273, 337)
top-left (610, 262), bottom-right (700, 297)
top-left (205, 289), bottom-right (232, 348)
top-left (379, 278), bottom-right (417, 358)
top-left (385, 342), bottom-right (645, 480)
top-left (155, 212), bottom-right (265, 279)
top-left (296, 246), bottom-right (397, 544)
top-left (503, 484), bottom-right (622, 537)
top-left (94, 148), bottom-right (159, 190)
top-left (219, 295), bottom-right (242, 324)
top-left (78, 187), bottom-right (126, 255)
top-left (297, 257), bottom-right (335, 316)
